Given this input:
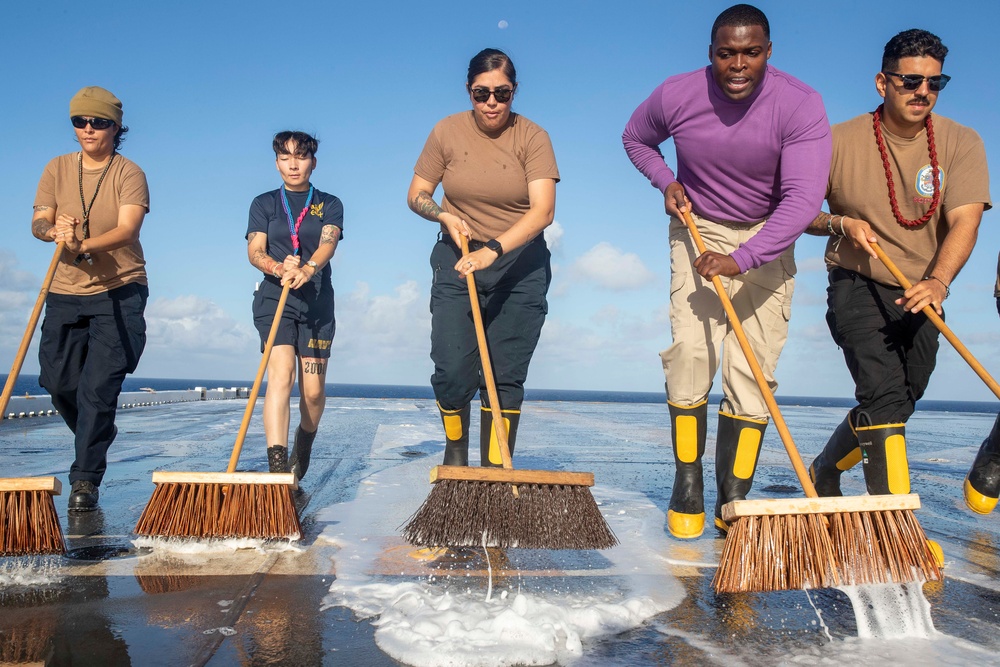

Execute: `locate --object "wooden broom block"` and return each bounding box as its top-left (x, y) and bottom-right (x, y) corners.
top-left (151, 471), bottom-right (298, 489)
top-left (0, 476), bottom-right (62, 494)
top-left (430, 465), bottom-right (595, 487)
top-left (722, 493), bottom-right (922, 521)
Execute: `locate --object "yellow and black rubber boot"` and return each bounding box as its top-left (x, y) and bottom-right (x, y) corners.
top-left (438, 403), bottom-right (471, 466)
top-left (965, 413), bottom-right (1000, 514)
top-left (480, 407), bottom-right (520, 467)
top-left (808, 412), bottom-right (862, 497)
top-left (667, 399), bottom-right (707, 539)
top-left (858, 420), bottom-right (910, 495)
top-left (714, 402), bottom-right (767, 533)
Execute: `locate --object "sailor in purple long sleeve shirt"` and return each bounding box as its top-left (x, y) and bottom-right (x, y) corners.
top-left (623, 64), bottom-right (831, 272)
top-left (621, 4), bottom-right (831, 541)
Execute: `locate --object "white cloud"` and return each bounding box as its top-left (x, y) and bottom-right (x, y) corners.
top-left (570, 242), bottom-right (657, 291)
top-left (544, 220), bottom-right (564, 253)
top-left (332, 280), bottom-right (433, 384)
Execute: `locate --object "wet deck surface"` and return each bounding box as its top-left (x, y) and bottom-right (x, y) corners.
top-left (1, 397), bottom-right (999, 665)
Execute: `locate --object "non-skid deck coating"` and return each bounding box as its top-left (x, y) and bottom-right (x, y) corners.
top-left (1, 397), bottom-right (999, 666)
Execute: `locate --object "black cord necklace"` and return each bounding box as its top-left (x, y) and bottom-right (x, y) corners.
top-left (74, 151), bottom-right (116, 266)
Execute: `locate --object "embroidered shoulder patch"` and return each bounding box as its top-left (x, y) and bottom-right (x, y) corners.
top-left (310, 201), bottom-right (325, 218)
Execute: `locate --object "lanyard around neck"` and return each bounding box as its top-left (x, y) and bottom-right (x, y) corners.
top-left (279, 185), bottom-right (313, 255)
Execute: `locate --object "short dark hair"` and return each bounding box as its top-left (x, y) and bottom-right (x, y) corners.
top-left (466, 48), bottom-right (517, 88)
top-left (273, 131), bottom-right (319, 158)
top-left (711, 4), bottom-right (770, 43)
top-left (113, 125), bottom-right (129, 151)
top-left (881, 29), bottom-right (948, 72)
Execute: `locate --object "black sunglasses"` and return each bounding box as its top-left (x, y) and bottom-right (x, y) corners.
top-left (883, 72), bottom-right (951, 92)
top-left (71, 116), bottom-right (116, 130)
top-left (470, 87), bottom-right (513, 104)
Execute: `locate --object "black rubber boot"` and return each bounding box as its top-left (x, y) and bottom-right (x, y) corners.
top-left (68, 480), bottom-right (99, 512)
top-left (858, 421), bottom-right (909, 495)
top-left (714, 402), bottom-right (767, 533)
top-left (267, 445), bottom-right (290, 473)
top-left (667, 398), bottom-right (707, 539)
top-left (438, 403), bottom-right (471, 466)
top-left (480, 407), bottom-right (519, 467)
top-left (965, 413), bottom-right (1000, 514)
top-left (809, 412), bottom-right (862, 497)
top-left (289, 426), bottom-right (317, 480)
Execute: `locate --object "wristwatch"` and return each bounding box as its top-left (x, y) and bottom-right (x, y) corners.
top-left (306, 260), bottom-right (318, 270)
top-left (485, 239), bottom-right (504, 257)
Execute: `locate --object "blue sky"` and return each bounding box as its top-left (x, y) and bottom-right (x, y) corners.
top-left (1, 0), bottom-right (996, 400)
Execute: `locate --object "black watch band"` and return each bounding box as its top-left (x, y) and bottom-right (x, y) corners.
top-left (485, 239), bottom-right (504, 257)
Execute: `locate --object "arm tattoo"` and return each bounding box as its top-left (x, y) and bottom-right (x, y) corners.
top-left (248, 235), bottom-right (275, 273)
top-left (32, 218), bottom-right (53, 239)
top-left (411, 190), bottom-right (443, 220)
top-left (33, 205), bottom-right (50, 212)
top-left (319, 224), bottom-right (339, 247)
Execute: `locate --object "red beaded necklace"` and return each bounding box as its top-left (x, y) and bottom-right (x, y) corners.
top-left (872, 104), bottom-right (941, 228)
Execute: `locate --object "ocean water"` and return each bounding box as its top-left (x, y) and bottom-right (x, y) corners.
top-left (2, 374), bottom-right (996, 415)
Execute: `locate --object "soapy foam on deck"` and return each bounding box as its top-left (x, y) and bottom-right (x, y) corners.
top-left (839, 582), bottom-right (936, 639)
top-left (0, 557), bottom-right (64, 588)
top-left (319, 423), bottom-right (684, 667)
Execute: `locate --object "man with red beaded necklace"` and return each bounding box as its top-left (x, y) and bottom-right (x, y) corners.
top-left (805, 29), bottom-right (991, 505)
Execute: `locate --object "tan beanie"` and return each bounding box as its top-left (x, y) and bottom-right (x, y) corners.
top-left (69, 86), bottom-right (123, 126)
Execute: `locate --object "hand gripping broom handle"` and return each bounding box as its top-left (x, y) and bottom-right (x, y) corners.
top-left (226, 281), bottom-right (292, 473)
top-left (0, 242), bottom-right (65, 417)
top-left (872, 242), bottom-right (1000, 399)
top-left (461, 236), bottom-right (514, 470)
top-left (681, 210), bottom-right (818, 497)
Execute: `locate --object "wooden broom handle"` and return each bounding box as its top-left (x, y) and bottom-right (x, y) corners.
top-left (461, 236), bottom-right (514, 470)
top-left (226, 281), bottom-right (292, 473)
top-left (872, 241), bottom-right (1000, 400)
top-left (0, 242), bottom-right (65, 417)
top-left (681, 210), bottom-right (818, 497)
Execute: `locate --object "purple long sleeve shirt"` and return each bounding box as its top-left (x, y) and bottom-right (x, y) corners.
top-left (622, 65), bottom-right (831, 272)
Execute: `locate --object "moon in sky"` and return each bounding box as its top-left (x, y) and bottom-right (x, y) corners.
top-left (498, 20), bottom-right (508, 29)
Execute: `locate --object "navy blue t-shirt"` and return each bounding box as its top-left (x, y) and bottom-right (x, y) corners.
top-left (246, 186), bottom-right (344, 287)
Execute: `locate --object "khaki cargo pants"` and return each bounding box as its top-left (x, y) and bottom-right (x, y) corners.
top-left (662, 212), bottom-right (796, 421)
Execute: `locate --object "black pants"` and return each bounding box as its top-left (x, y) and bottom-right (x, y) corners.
top-left (826, 268), bottom-right (939, 424)
top-left (429, 235), bottom-right (550, 412)
top-left (38, 283), bottom-right (148, 486)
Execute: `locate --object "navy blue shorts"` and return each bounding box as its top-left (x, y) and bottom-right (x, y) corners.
top-left (252, 277), bottom-right (335, 359)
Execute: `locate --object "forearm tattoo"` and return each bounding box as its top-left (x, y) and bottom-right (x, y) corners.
top-left (31, 213), bottom-right (53, 239)
top-left (411, 190), bottom-right (443, 220)
top-left (247, 232), bottom-right (275, 272)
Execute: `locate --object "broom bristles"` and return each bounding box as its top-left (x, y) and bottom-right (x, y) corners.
top-left (712, 509), bottom-right (941, 593)
top-left (0, 489), bottom-right (65, 556)
top-left (135, 482), bottom-right (301, 539)
top-left (402, 479), bottom-right (618, 550)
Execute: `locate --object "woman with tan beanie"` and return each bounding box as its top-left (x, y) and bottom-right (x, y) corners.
top-left (30, 86), bottom-right (150, 511)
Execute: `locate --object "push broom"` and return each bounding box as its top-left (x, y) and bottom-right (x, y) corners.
top-left (402, 237), bottom-right (617, 550)
top-left (0, 242), bottom-right (66, 556)
top-left (134, 281), bottom-right (301, 540)
top-left (676, 209), bottom-right (940, 593)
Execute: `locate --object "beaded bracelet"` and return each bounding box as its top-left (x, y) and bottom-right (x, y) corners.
top-left (827, 215), bottom-right (846, 237)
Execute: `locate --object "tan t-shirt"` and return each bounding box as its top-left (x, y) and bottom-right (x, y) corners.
top-left (414, 111), bottom-right (559, 241)
top-left (34, 152), bottom-right (149, 295)
top-left (825, 113), bottom-right (991, 286)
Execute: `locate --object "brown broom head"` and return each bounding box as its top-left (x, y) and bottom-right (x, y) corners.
top-left (712, 494), bottom-right (942, 593)
top-left (134, 472), bottom-right (301, 540)
top-left (402, 466), bottom-right (618, 550)
top-left (0, 477), bottom-right (66, 556)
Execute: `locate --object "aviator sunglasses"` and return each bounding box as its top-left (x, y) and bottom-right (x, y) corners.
top-left (470, 87), bottom-right (514, 104)
top-left (71, 116), bottom-right (116, 130)
top-left (883, 72), bottom-right (951, 92)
